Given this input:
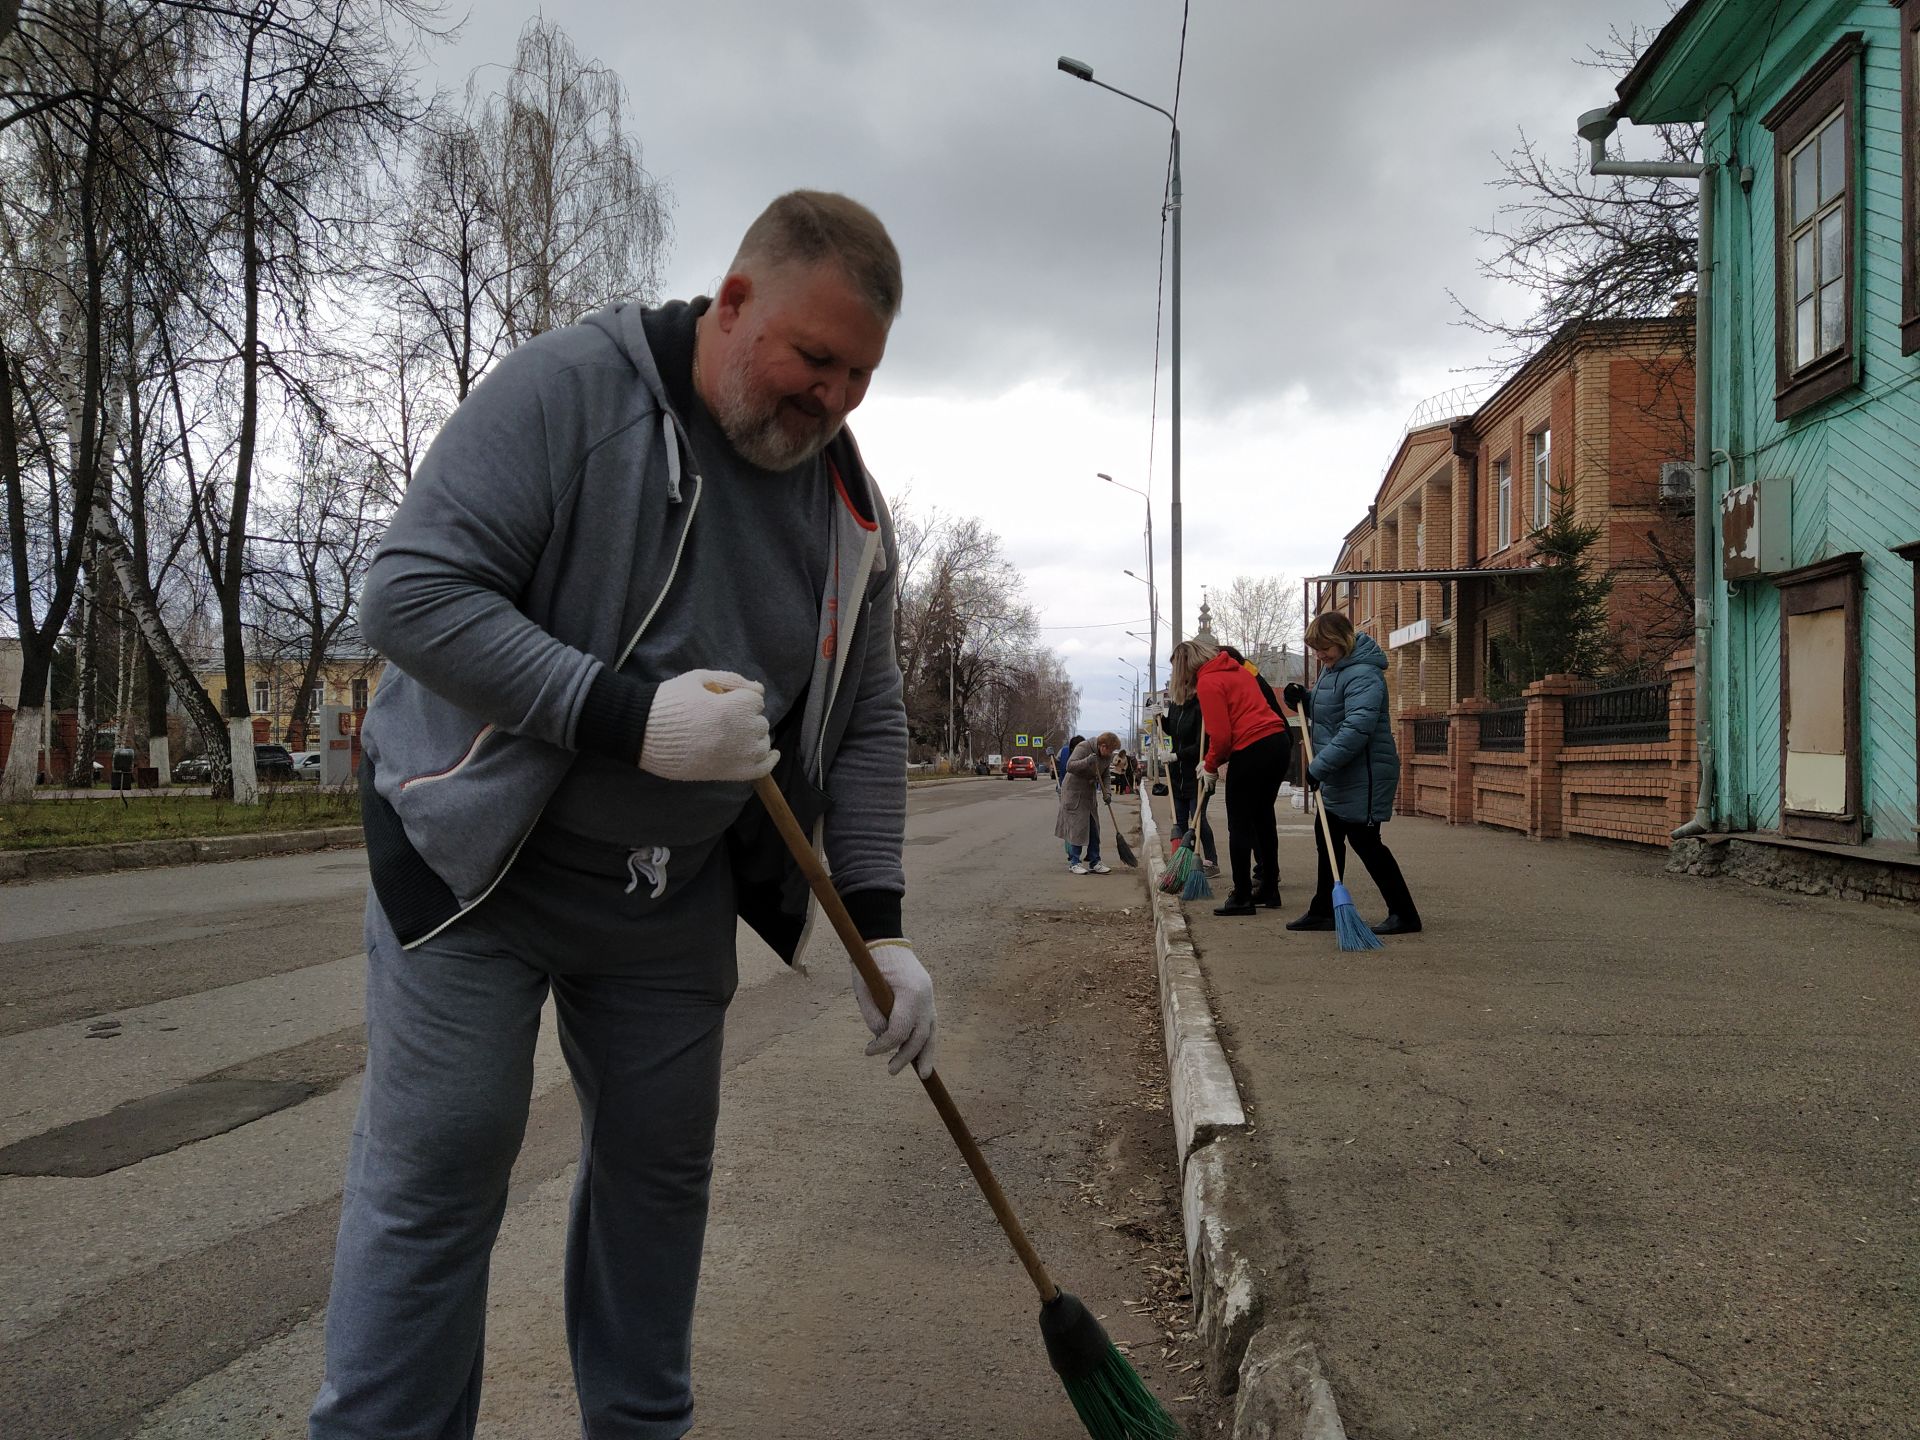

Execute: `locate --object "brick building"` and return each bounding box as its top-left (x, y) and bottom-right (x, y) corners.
top-left (1313, 315), bottom-right (1697, 719)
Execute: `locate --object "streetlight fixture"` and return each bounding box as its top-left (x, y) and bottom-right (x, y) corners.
top-left (1062, 58), bottom-right (1183, 651)
top-left (1099, 471), bottom-right (1157, 770)
top-left (1117, 659), bottom-right (1144, 757)
top-left (1121, 569), bottom-right (1162, 778)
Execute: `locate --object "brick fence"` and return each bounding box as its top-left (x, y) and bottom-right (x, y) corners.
top-left (1395, 652), bottom-right (1698, 848)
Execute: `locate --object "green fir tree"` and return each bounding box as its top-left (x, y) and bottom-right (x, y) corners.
top-left (1506, 503), bottom-right (1619, 684)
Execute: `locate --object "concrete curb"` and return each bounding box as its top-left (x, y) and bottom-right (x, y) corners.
top-left (0, 825), bottom-right (364, 884)
top-left (1135, 796), bottom-right (1347, 1440)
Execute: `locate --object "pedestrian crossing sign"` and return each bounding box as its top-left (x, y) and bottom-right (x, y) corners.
top-left (1015, 733), bottom-right (1029, 747)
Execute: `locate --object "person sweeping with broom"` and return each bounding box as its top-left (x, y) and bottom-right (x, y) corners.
top-left (1156, 682), bottom-right (1218, 879)
top-left (310, 192), bottom-right (932, 1440)
top-left (1179, 639), bottom-right (1292, 917)
top-left (312, 188), bottom-right (1174, 1440)
top-left (1284, 611), bottom-right (1422, 936)
top-left (1056, 732), bottom-right (1121, 875)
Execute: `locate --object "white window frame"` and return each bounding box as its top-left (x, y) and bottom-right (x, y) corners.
top-left (253, 679), bottom-right (271, 714)
top-left (1531, 429), bottom-right (1551, 530)
top-left (1785, 108), bottom-right (1849, 374)
top-left (1496, 459), bottom-right (1512, 551)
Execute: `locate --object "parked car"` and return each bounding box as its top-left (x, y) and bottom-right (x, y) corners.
top-left (255, 743), bottom-right (296, 780)
top-left (172, 754), bottom-right (212, 782)
top-left (292, 752), bottom-right (323, 780)
top-left (1005, 754), bottom-right (1037, 780)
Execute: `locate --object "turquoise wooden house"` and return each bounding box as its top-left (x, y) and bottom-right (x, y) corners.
top-left (1602, 0), bottom-right (1920, 852)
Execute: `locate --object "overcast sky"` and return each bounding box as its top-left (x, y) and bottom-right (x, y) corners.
top-left (424, 0), bottom-right (1680, 739)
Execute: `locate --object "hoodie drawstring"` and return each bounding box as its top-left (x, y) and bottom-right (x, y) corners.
top-left (624, 844), bottom-right (672, 899)
top-left (661, 413), bottom-right (688, 503)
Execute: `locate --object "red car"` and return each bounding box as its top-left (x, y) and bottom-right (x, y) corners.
top-left (1005, 754), bottom-right (1037, 780)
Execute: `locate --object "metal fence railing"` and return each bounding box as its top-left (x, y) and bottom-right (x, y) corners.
top-left (1412, 717), bottom-right (1450, 755)
top-left (1565, 681), bottom-right (1671, 747)
top-left (1477, 699), bottom-right (1526, 752)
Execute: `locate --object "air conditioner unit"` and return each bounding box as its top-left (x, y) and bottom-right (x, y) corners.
top-left (1659, 461), bottom-right (1694, 502)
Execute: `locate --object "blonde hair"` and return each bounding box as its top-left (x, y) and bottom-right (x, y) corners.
top-left (732, 190), bottom-right (903, 320)
top-left (1304, 611), bottom-right (1356, 657)
top-left (1165, 639), bottom-right (1219, 704)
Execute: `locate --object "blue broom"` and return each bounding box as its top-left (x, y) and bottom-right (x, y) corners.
top-left (1295, 718), bottom-right (1383, 951)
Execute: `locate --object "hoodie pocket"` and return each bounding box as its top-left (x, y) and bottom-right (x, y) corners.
top-left (400, 724), bottom-right (496, 791)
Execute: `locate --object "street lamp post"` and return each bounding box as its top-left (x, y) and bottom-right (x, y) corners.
top-left (1099, 471), bottom-right (1157, 777)
top-left (1062, 57), bottom-right (1183, 650)
top-left (1121, 568), bottom-right (1161, 779)
top-left (1118, 657), bottom-right (1143, 753)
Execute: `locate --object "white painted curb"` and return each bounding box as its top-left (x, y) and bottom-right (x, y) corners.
top-left (1134, 794), bottom-right (1347, 1439)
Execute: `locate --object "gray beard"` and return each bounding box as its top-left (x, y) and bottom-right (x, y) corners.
top-left (710, 351), bottom-right (840, 471)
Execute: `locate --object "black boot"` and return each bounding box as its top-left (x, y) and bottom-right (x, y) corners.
top-left (1285, 910), bottom-right (1335, 932)
top-left (1254, 887), bottom-right (1283, 910)
top-left (1374, 913), bottom-right (1422, 935)
top-left (1213, 893), bottom-right (1257, 917)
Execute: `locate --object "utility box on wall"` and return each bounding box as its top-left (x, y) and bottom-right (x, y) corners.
top-left (1721, 478), bottom-right (1792, 579)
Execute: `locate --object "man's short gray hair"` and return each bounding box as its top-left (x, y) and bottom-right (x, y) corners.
top-left (731, 190), bottom-right (903, 321)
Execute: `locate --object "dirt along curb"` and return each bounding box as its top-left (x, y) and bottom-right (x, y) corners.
top-left (0, 825), bottom-right (365, 885)
top-left (1134, 794), bottom-right (1347, 1440)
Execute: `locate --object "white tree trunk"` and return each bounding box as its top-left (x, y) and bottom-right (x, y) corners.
top-left (70, 562), bottom-right (97, 786)
top-left (0, 704), bottom-right (42, 802)
top-left (88, 500), bottom-right (229, 790)
top-left (228, 716), bottom-right (259, 804)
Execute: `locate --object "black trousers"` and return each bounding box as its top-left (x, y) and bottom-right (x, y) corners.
top-left (1223, 730), bottom-right (1287, 901)
top-left (1309, 809), bottom-right (1417, 919)
top-left (1169, 763), bottom-right (1218, 863)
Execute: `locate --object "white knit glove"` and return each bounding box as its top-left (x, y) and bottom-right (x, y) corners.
top-left (852, 940), bottom-right (937, 1078)
top-left (638, 670), bottom-right (777, 782)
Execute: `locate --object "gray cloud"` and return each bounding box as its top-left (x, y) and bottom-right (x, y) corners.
top-left (434, 0), bottom-right (1675, 420)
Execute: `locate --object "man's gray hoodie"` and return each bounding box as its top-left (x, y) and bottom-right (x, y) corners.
top-left (355, 300), bottom-right (907, 956)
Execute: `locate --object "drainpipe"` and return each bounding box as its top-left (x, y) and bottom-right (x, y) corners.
top-left (1576, 106), bottom-right (1718, 838)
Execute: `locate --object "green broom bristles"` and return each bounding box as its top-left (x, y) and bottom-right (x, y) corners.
top-left (1161, 838), bottom-right (1194, 893)
top-left (1041, 1291), bottom-right (1183, 1439)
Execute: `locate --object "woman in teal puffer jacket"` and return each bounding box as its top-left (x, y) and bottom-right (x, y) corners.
top-left (1282, 612), bottom-right (1421, 934)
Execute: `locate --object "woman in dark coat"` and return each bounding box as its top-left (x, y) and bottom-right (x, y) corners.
top-left (1157, 689), bottom-right (1218, 874)
top-left (1284, 612), bottom-right (1421, 934)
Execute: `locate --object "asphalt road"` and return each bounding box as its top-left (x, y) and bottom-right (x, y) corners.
top-left (0, 777), bottom-right (1216, 1438)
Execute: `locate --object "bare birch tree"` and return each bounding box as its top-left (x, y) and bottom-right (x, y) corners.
top-left (180, 0), bottom-right (440, 798)
top-left (484, 16), bottom-right (672, 343)
top-left (1212, 573), bottom-right (1302, 665)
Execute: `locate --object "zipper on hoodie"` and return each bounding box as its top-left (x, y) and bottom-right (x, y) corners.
top-left (401, 416), bottom-right (706, 952)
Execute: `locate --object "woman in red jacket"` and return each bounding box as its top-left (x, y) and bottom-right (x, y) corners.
top-left (1171, 639), bottom-right (1291, 917)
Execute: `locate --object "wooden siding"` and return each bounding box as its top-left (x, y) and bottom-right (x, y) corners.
top-left (1701, 2), bottom-right (1920, 841)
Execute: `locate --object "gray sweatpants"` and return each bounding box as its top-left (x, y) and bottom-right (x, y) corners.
top-left (310, 829), bottom-right (738, 1440)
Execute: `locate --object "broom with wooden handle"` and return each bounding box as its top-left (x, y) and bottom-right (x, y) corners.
top-left (750, 772), bottom-right (1180, 1439)
top-left (1292, 716), bottom-right (1384, 952)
